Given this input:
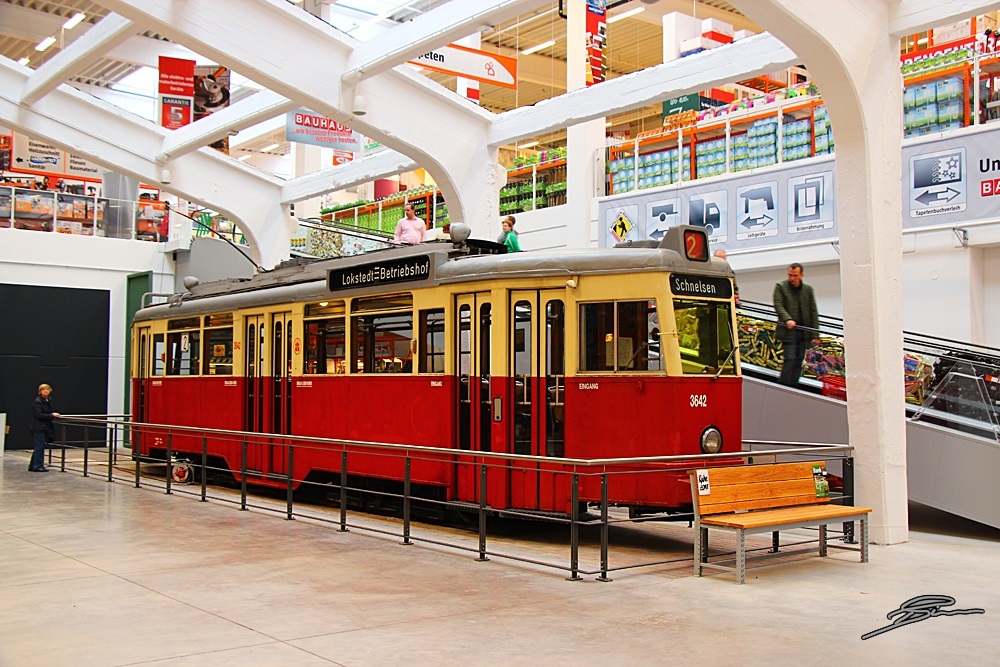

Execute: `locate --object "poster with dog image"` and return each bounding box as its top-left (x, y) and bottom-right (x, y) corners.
top-left (193, 66), bottom-right (231, 154)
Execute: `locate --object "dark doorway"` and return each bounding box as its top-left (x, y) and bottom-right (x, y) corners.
top-left (0, 284), bottom-right (110, 450)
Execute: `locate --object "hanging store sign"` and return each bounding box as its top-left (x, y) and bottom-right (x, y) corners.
top-left (409, 44), bottom-right (517, 89)
top-left (9, 133), bottom-right (102, 183)
top-left (285, 109), bottom-right (362, 151)
top-left (586, 0), bottom-right (607, 86)
top-left (158, 56), bottom-right (195, 129)
top-left (328, 255), bottom-right (432, 292)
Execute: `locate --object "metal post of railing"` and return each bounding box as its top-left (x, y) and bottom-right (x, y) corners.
top-left (59, 423), bottom-right (66, 472)
top-left (567, 472), bottom-right (581, 581)
top-left (842, 456), bottom-right (857, 543)
top-left (401, 456), bottom-right (412, 545)
top-left (285, 445), bottom-right (295, 521)
top-left (339, 451), bottom-right (349, 532)
top-left (134, 433), bottom-right (141, 488)
top-left (597, 472), bottom-right (612, 582)
top-left (477, 462), bottom-right (489, 562)
top-left (200, 437), bottom-right (208, 502)
top-left (165, 434), bottom-right (173, 495)
top-left (83, 423), bottom-right (90, 477)
top-left (240, 438), bottom-right (248, 511)
top-left (109, 423), bottom-right (116, 482)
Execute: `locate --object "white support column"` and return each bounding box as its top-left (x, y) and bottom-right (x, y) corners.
top-left (565, 0), bottom-right (606, 248)
top-left (733, 0), bottom-right (907, 543)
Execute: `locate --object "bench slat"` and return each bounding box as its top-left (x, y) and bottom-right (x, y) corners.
top-left (699, 493), bottom-right (829, 516)
top-left (700, 461), bottom-right (823, 487)
top-left (700, 504), bottom-right (872, 529)
top-left (696, 478), bottom-right (821, 509)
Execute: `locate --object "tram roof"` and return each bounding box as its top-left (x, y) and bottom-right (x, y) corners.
top-left (135, 238), bottom-right (733, 324)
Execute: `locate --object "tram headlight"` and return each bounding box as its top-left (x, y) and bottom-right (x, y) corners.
top-left (700, 426), bottom-right (723, 454)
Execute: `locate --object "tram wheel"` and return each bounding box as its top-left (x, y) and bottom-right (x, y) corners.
top-left (171, 462), bottom-right (194, 485)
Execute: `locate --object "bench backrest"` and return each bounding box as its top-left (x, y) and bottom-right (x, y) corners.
top-left (690, 461), bottom-right (831, 517)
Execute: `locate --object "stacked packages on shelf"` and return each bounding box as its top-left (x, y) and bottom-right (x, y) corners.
top-left (904, 76), bottom-right (965, 137)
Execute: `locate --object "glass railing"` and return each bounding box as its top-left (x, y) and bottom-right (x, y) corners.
top-left (737, 299), bottom-right (1000, 442)
top-left (0, 185), bottom-right (177, 243)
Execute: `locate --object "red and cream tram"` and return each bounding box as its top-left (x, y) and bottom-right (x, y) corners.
top-left (131, 225), bottom-right (741, 516)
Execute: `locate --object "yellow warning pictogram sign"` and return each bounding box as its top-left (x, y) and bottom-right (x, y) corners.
top-left (610, 211), bottom-right (634, 242)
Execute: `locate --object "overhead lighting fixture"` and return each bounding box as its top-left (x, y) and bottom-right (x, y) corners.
top-left (63, 13), bottom-right (86, 30)
top-left (521, 40), bottom-right (555, 56)
top-left (17, 57), bottom-right (30, 66)
top-left (35, 36), bottom-right (56, 52)
top-left (520, 141), bottom-right (539, 149)
top-left (608, 7), bottom-right (644, 23)
top-left (261, 143), bottom-right (280, 152)
top-left (237, 154), bottom-right (252, 161)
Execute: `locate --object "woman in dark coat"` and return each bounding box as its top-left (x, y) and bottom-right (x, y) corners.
top-left (29, 383), bottom-right (59, 472)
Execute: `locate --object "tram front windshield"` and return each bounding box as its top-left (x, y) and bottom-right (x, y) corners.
top-left (674, 298), bottom-right (736, 375)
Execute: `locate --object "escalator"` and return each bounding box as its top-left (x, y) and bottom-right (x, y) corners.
top-left (739, 300), bottom-right (1000, 529)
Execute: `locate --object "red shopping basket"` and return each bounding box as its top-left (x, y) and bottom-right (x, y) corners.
top-left (820, 374), bottom-right (847, 400)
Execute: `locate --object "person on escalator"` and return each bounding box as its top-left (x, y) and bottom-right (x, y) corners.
top-left (774, 263), bottom-right (819, 387)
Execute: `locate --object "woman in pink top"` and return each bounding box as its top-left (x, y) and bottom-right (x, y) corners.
top-left (393, 203), bottom-right (426, 244)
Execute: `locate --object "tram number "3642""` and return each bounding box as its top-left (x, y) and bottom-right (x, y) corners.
top-left (689, 394), bottom-right (708, 408)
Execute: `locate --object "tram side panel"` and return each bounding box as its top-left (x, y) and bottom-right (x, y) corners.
top-left (292, 375), bottom-right (456, 489)
top-left (134, 376), bottom-right (244, 463)
top-left (565, 376), bottom-right (743, 509)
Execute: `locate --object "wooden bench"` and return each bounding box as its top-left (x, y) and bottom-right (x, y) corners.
top-left (689, 461), bottom-right (871, 584)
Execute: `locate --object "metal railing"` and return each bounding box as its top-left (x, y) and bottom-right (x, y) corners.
top-left (44, 415), bottom-right (856, 582)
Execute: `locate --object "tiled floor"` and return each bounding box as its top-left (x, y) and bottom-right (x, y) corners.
top-left (0, 452), bottom-right (997, 666)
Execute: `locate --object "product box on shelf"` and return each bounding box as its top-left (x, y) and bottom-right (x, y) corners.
top-left (680, 36), bottom-right (726, 53)
top-left (913, 83), bottom-right (936, 107)
top-left (935, 77), bottom-right (963, 102)
top-left (904, 87), bottom-right (918, 110)
top-left (702, 30), bottom-right (732, 44)
top-left (937, 99), bottom-right (963, 123)
top-left (701, 18), bottom-right (733, 37)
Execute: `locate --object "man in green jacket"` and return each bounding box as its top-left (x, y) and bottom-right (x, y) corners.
top-left (773, 263), bottom-right (819, 386)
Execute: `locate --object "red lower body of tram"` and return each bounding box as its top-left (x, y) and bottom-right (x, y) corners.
top-left (132, 373), bottom-right (741, 516)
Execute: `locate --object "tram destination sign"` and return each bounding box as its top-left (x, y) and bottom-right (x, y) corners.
top-left (328, 255), bottom-right (431, 291)
top-left (670, 273), bottom-right (733, 299)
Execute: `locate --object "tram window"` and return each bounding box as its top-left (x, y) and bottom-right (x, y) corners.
top-left (352, 293), bottom-right (412, 313)
top-left (579, 300), bottom-right (660, 372)
top-left (304, 318), bottom-right (347, 375)
top-left (203, 327), bottom-right (234, 375)
top-left (166, 330), bottom-right (201, 375)
top-left (674, 299), bottom-right (736, 375)
top-left (152, 333), bottom-right (165, 376)
top-left (352, 312), bottom-right (413, 373)
top-left (167, 317), bottom-right (200, 331)
top-left (305, 301), bottom-right (345, 318)
top-left (204, 313), bottom-right (233, 327)
top-left (419, 309), bottom-right (445, 374)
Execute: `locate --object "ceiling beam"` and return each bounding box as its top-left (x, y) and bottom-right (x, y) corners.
top-left (158, 90), bottom-right (298, 162)
top-left (488, 32), bottom-right (798, 147)
top-left (20, 14), bottom-right (136, 105)
top-left (281, 150), bottom-right (418, 204)
top-left (888, 0), bottom-right (1000, 37)
top-left (341, 0), bottom-right (544, 84)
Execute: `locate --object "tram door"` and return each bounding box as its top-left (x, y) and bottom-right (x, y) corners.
top-left (243, 314), bottom-right (266, 472)
top-left (455, 293), bottom-right (494, 503)
top-left (134, 326), bottom-right (152, 450)
top-left (268, 312), bottom-right (293, 476)
top-left (508, 291), bottom-right (566, 510)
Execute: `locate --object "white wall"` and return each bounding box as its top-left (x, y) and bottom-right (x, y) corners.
top-left (0, 228), bottom-right (175, 417)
